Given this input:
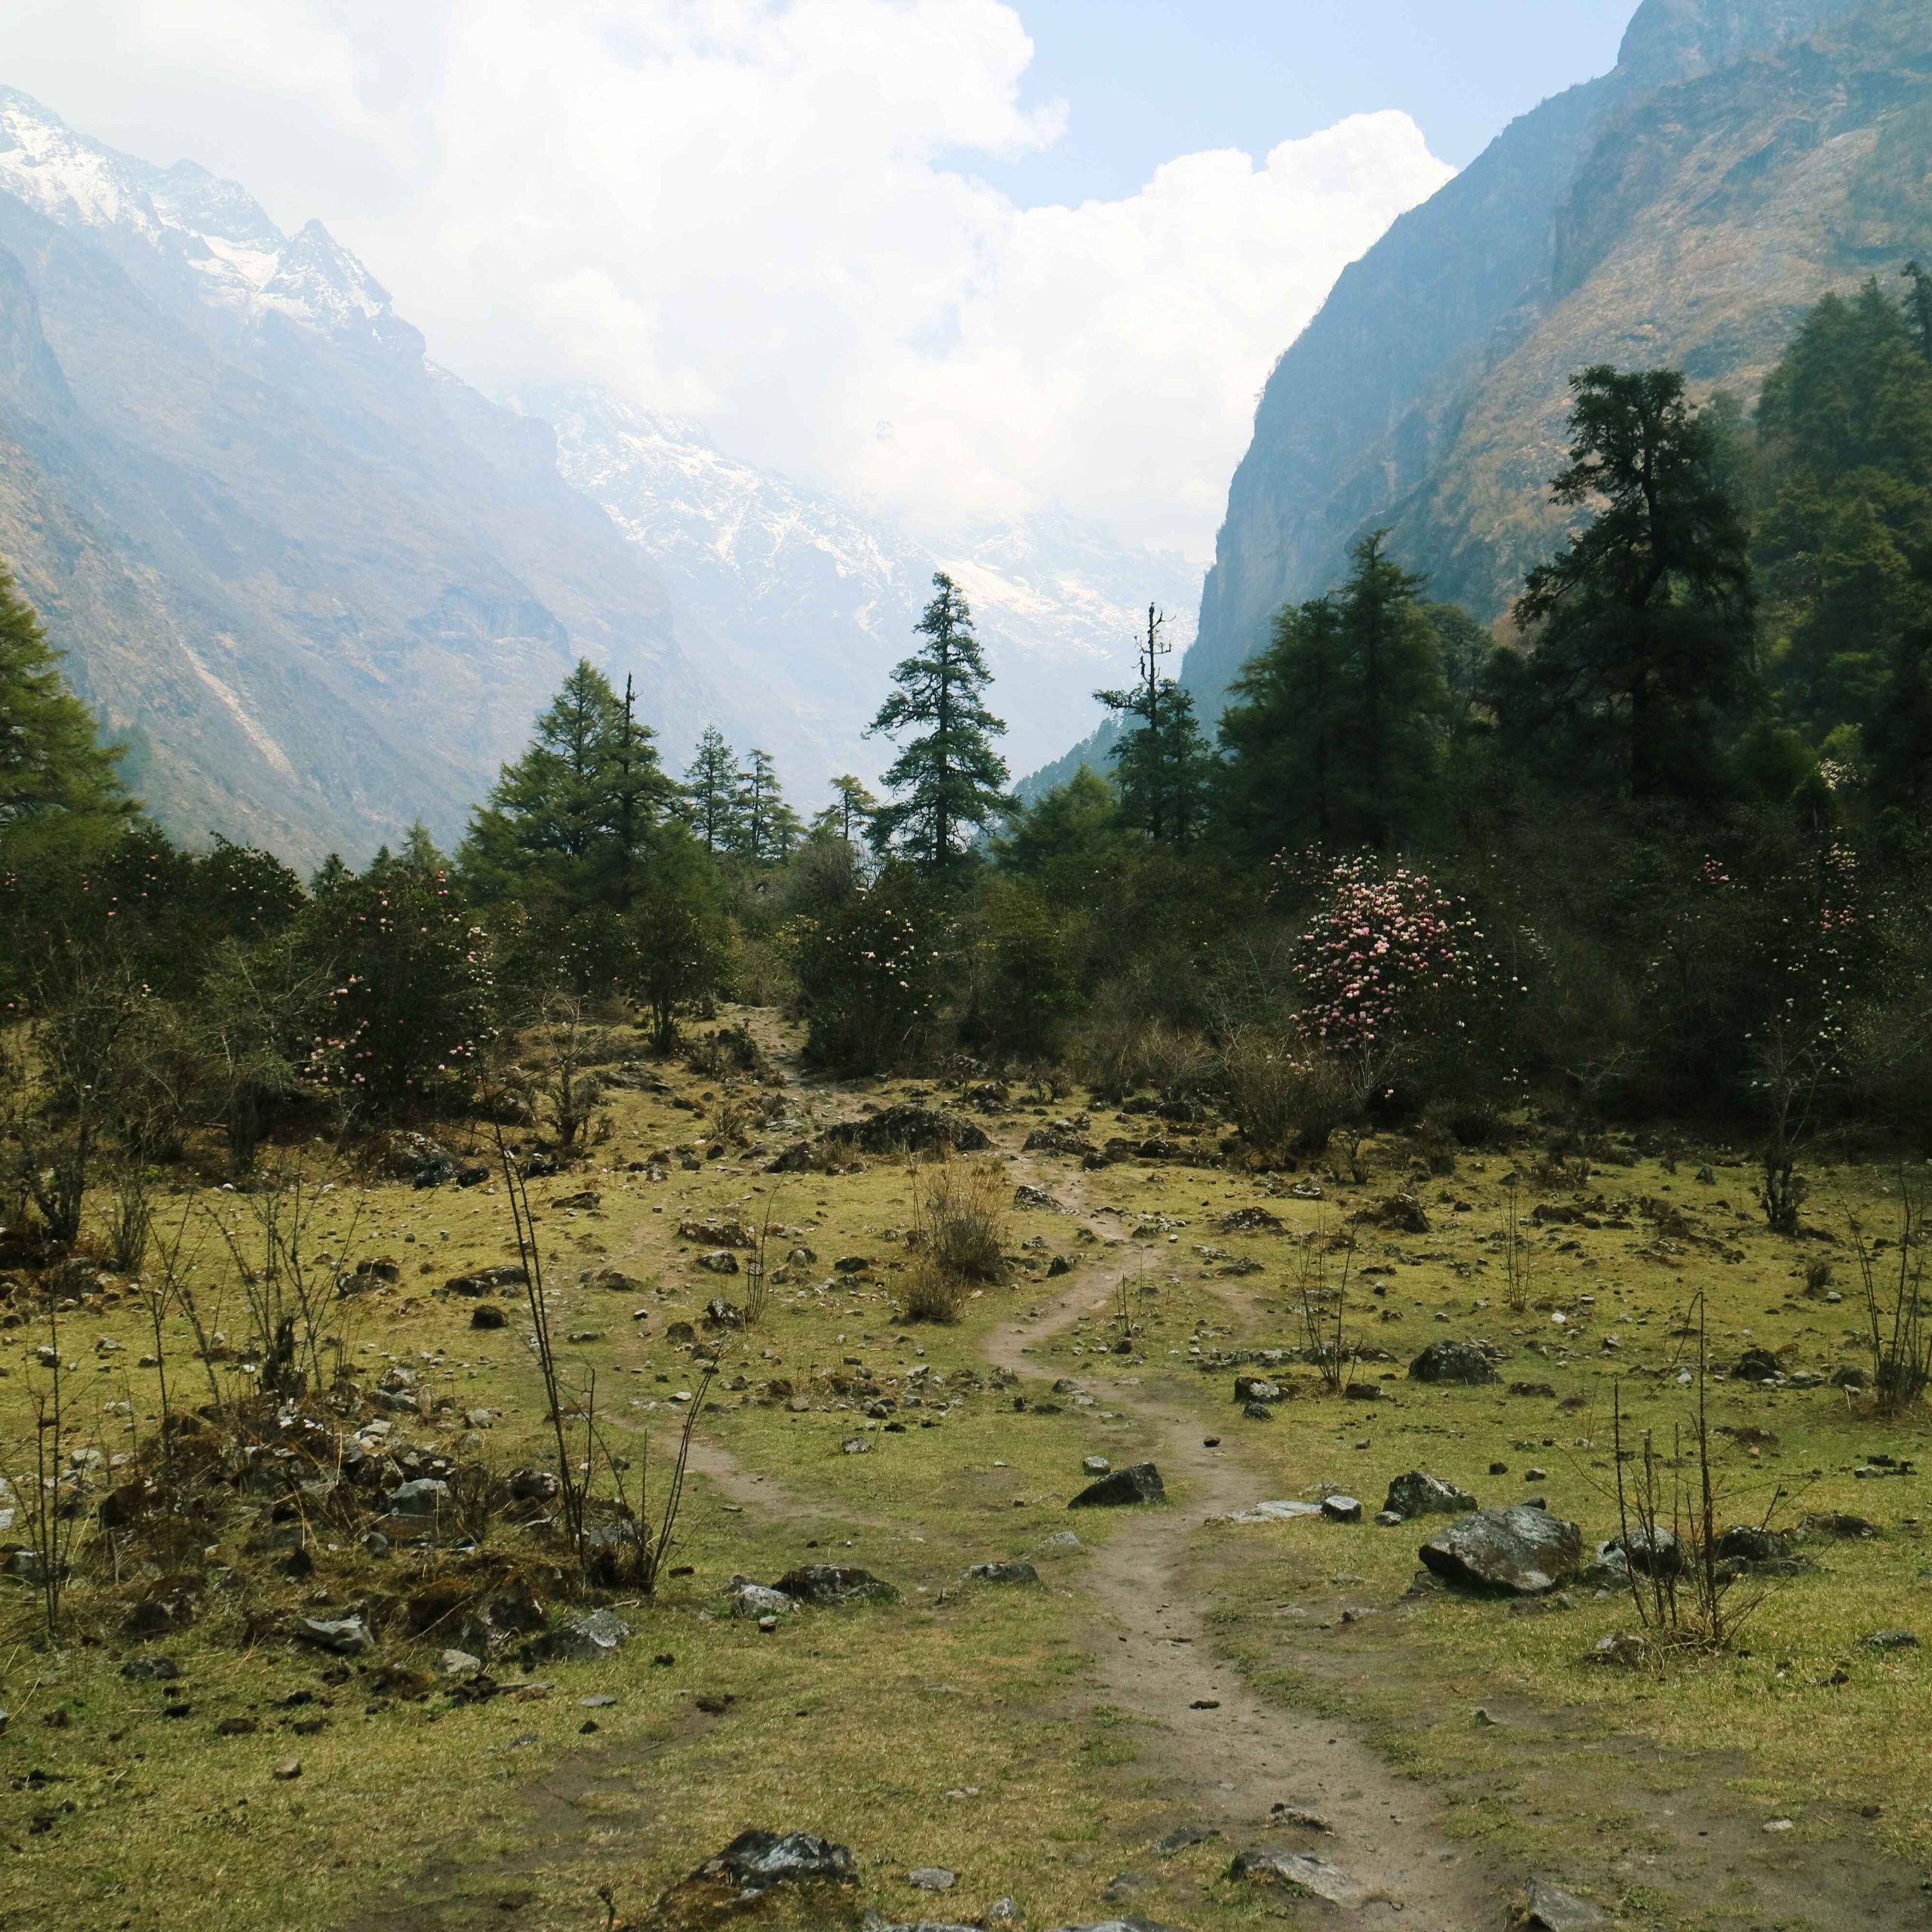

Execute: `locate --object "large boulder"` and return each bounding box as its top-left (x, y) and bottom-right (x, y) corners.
top-left (1409, 1340), bottom-right (1501, 1386)
top-left (1419, 1506), bottom-right (1583, 1595)
top-left (1069, 1463), bottom-right (1165, 1508)
top-left (1383, 1471), bottom-right (1476, 1520)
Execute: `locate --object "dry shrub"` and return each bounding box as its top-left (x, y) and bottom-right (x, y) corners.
top-left (904, 1158), bottom-right (1008, 1323)
top-left (1222, 1028), bottom-right (1353, 1154)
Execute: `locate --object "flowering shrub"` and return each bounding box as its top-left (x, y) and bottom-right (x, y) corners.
top-left (303, 860), bottom-right (494, 1116)
top-left (791, 877), bottom-right (942, 1074)
top-left (1288, 856), bottom-right (1493, 1062)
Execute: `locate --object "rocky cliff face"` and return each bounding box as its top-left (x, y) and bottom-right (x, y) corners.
top-left (1181, 0), bottom-right (1897, 723)
top-left (0, 88), bottom-right (718, 865)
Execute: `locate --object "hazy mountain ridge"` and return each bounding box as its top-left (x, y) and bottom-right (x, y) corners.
top-left (0, 87), bottom-right (718, 865)
top-left (538, 389), bottom-right (1198, 786)
top-left (1177, 0), bottom-right (1887, 724)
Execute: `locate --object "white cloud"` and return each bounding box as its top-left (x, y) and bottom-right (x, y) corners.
top-left (0, 0), bottom-right (1452, 559)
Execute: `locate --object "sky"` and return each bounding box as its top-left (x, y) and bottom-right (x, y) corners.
top-left (0, 1), bottom-right (1638, 562)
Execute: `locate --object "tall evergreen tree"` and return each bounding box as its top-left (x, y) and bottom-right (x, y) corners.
top-left (0, 564), bottom-right (132, 864)
top-left (458, 660), bottom-right (671, 910)
top-left (1095, 605), bottom-right (1212, 843)
top-left (733, 749), bottom-right (803, 864)
top-left (682, 727), bottom-right (743, 855)
top-left (868, 572), bottom-right (1011, 868)
top-left (1509, 367), bottom-right (1755, 799)
top-left (1217, 533), bottom-right (1444, 856)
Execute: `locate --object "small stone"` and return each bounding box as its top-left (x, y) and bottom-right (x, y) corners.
top-left (1069, 1463), bottom-right (1164, 1508)
top-left (1763, 1817), bottom-right (1795, 1832)
top-left (908, 1867), bottom-right (958, 1890)
top-left (1522, 1877), bottom-right (1610, 1929)
top-left (1081, 1456), bottom-right (1111, 1475)
top-left (1321, 1494), bottom-right (1363, 1524)
top-left (272, 1759), bottom-right (303, 1781)
top-left (294, 1615), bottom-right (374, 1655)
top-left (965, 1561), bottom-right (1038, 1585)
top-left (1864, 1629), bottom-right (1920, 1651)
top-left (441, 1649), bottom-right (483, 1678)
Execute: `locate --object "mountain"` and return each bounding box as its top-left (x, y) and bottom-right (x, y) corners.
top-left (1179, 0), bottom-right (1906, 724)
top-left (532, 389), bottom-right (1199, 789)
top-left (0, 87), bottom-right (720, 865)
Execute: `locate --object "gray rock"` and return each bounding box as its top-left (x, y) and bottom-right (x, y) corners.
top-left (119, 1654), bottom-right (181, 1681)
top-left (1409, 1340), bottom-right (1500, 1385)
top-left (387, 1478), bottom-right (451, 1516)
top-left (1864, 1629), bottom-right (1921, 1651)
top-left (685, 1828), bottom-right (858, 1894)
top-left (697, 1251), bottom-right (740, 1275)
top-left (1082, 1456), bottom-right (1112, 1475)
top-left (294, 1615), bottom-right (374, 1655)
top-left (1599, 1525), bottom-right (1681, 1578)
top-left (1420, 1506), bottom-right (1583, 1595)
top-left (1228, 1849), bottom-right (1371, 1906)
top-left (1522, 1877), bottom-right (1610, 1930)
top-left (1035, 1530), bottom-right (1085, 1552)
top-left (965, 1561), bottom-right (1038, 1585)
top-left (1383, 1471), bottom-right (1477, 1520)
top-left (1321, 1494), bottom-right (1364, 1523)
top-left (771, 1564), bottom-right (897, 1606)
top-left (731, 1581), bottom-right (796, 1619)
top-left (1069, 1463), bottom-right (1165, 1508)
top-left (1223, 1500), bottom-right (1322, 1524)
top-left (1716, 1524), bottom-right (1792, 1564)
top-left (908, 1868), bottom-right (958, 1890)
top-left (527, 1608), bottom-right (629, 1663)
top-left (440, 1648), bottom-right (483, 1678)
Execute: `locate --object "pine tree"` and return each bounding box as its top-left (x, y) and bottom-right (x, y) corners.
top-left (868, 572), bottom-right (1011, 868)
top-left (1095, 604), bottom-right (1213, 843)
top-left (1512, 367), bottom-right (1755, 799)
top-left (1217, 534), bottom-right (1444, 857)
top-left (0, 563), bottom-right (132, 864)
top-left (734, 749), bottom-right (803, 864)
top-left (814, 774), bottom-right (879, 847)
top-left (458, 660), bottom-right (671, 910)
top-left (682, 727), bottom-right (743, 854)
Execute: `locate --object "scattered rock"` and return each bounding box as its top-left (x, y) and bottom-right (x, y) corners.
top-left (772, 1106), bottom-right (991, 1171)
top-left (469, 1304), bottom-right (507, 1331)
top-left (679, 1216), bottom-right (754, 1247)
top-left (388, 1478), bottom-right (451, 1517)
top-left (1598, 1526), bottom-right (1681, 1578)
top-left (272, 1758), bottom-right (302, 1782)
top-left (1069, 1463), bottom-right (1165, 1509)
top-left (1410, 1340), bottom-right (1501, 1386)
top-left (1217, 1208), bottom-right (1284, 1234)
top-left (1864, 1629), bottom-right (1920, 1651)
top-left (440, 1649), bottom-right (483, 1678)
top-left (293, 1616), bottom-right (374, 1656)
top-left (1321, 1494), bottom-right (1363, 1524)
top-left (1732, 1347), bottom-right (1785, 1383)
top-left (1520, 1877), bottom-right (1610, 1930)
top-left (697, 1251), bottom-right (740, 1276)
top-left (1715, 1524), bottom-right (1792, 1564)
top-left (119, 1654), bottom-right (181, 1681)
top-left (729, 1581), bottom-right (795, 1620)
top-left (1153, 1824), bottom-right (1222, 1857)
top-left (443, 1263), bottom-right (528, 1297)
top-left (655, 1829), bottom-right (859, 1917)
top-left (965, 1561), bottom-right (1038, 1585)
top-left (1383, 1472), bottom-right (1477, 1521)
top-left (524, 1608), bottom-right (629, 1664)
top-left (1419, 1506), bottom-right (1583, 1596)
top-left (1229, 1849), bottom-right (1372, 1907)
top-left (771, 1564), bottom-right (897, 1607)
top-left (1014, 1185), bottom-right (1063, 1211)
top-left (908, 1869), bottom-right (958, 1891)
top-left (1221, 1500), bottom-right (1322, 1524)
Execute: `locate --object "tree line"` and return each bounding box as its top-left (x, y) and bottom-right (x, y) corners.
top-left (5, 269), bottom-right (1932, 1234)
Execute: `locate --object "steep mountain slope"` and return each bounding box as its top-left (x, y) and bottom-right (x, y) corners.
top-left (1181, 0), bottom-right (1882, 721)
top-left (0, 88), bottom-right (718, 865)
top-left (537, 389), bottom-right (1198, 786)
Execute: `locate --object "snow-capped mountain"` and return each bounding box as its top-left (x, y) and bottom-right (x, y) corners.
top-left (0, 86), bottom-right (715, 862)
top-left (535, 389), bottom-right (1200, 786)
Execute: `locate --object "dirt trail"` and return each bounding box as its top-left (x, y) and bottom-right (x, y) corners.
top-left (986, 1225), bottom-right (1500, 1928)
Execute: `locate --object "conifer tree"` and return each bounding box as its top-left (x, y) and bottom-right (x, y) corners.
top-left (459, 660), bottom-right (671, 911)
top-left (1510, 367), bottom-right (1755, 799)
top-left (814, 774), bottom-right (879, 847)
top-left (682, 727), bottom-right (743, 854)
top-left (0, 563), bottom-right (132, 864)
top-left (868, 572), bottom-right (1010, 868)
top-left (734, 749), bottom-right (803, 864)
top-left (1095, 604), bottom-right (1213, 843)
top-left (1217, 533), bottom-right (1444, 856)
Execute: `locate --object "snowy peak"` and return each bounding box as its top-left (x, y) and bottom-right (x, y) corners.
top-left (0, 86), bottom-right (395, 343)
